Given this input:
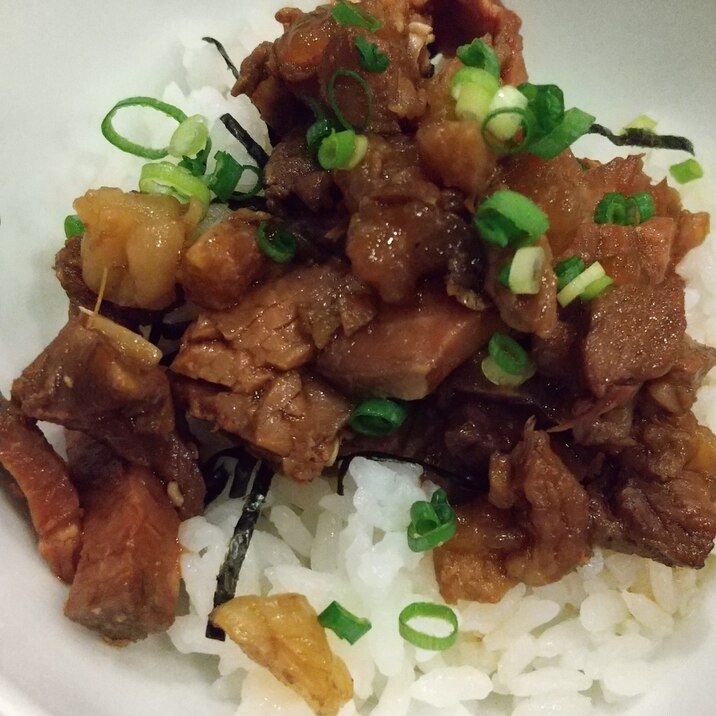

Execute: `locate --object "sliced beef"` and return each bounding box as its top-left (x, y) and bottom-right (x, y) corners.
top-left (504, 427), bottom-right (591, 585)
top-left (583, 275), bottom-right (686, 397)
top-left (0, 393), bottom-right (81, 582)
top-left (317, 288), bottom-right (496, 400)
top-left (11, 317), bottom-right (205, 517)
top-left (178, 209), bottom-right (270, 310)
top-left (64, 434), bottom-right (180, 641)
top-left (175, 373), bottom-right (350, 482)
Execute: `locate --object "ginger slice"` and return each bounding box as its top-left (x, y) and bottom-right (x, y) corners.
top-left (211, 593), bottom-right (353, 716)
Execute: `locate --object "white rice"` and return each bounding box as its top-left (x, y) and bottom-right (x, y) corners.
top-left (80, 4), bottom-right (716, 713)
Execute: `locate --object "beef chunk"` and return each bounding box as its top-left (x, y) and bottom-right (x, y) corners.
top-left (317, 288), bottom-right (495, 400)
top-left (0, 393), bottom-right (81, 582)
top-left (178, 209), bottom-right (269, 310)
top-left (64, 434), bottom-right (180, 641)
top-left (11, 317), bottom-right (205, 517)
top-left (583, 275), bottom-right (686, 397)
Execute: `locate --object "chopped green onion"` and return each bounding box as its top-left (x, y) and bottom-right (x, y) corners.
top-left (527, 107), bottom-right (596, 160)
top-left (456, 38), bottom-right (500, 78)
top-left (328, 69), bottom-right (373, 131)
top-left (354, 36), bottom-right (389, 73)
top-left (331, 0), bottom-right (382, 31)
top-left (507, 246), bottom-right (546, 295)
top-left (488, 332), bottom-right (533, 376)
top-left (318, 130), bottom-right (368, 170)
top-left (205, 151), bottom-right (243, 202)
top-left (64, 215), bottom-right (84, 239)
top-left (481, 355), bottom-right (535, 387)
top-left (306, 118), bottom-right (337, 155)
top-left (554, 256), bottom-right (586, 291)
top-left (580, 274), bottom-right (614, 301)
top-left (670, 158), bottom-right (703, 184)
top-left (623, 114), bottom-right (657, 132)
top-left (139, 161), bottom-right (211, 208)
top-left (481, 107), bottom-right (536, 154)
top-left (256, 221), bottom-right (296, 263)
top-left (407, 489), bottom-right (457, 552)
top-left (349, 398), bottom-right (407, 437)
top-left (455, 82), bottom-right (497, 123)
top-left (498, 262), bottom-right (512, 288)
top-left (450, 67), bottom-right (499, 101)
top-left (230, 165), bottom-right (263, 201)
top-left (179, 137), bottom-right (213, 176)
top-left (474, 190), bottom-right (549, 248)
top-left (168, 115), bottom-right (209, 159)
top-left (594, 192), bottom-right (628, 225)
top-left (626, 192), bottom-right (656, 225)
top-left (318, 601), bottom-right (372, 644)
top-left (517, 83), bottom-right (565, 137)
top-left (484, 85), bottom-right (529, 141)
top-left (101, 96), bottom-right (187, 159)
top-left (398, 602), bottom-right (458, 651)
top-left (557, 260), bottom-right (607, 307)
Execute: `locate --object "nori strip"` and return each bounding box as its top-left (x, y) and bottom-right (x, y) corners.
top-left (202, 36), bottom-right (240, 80)
top-left (588, 123), bottom-right (695, 155)
top-left (219, 113), bottom-right (270, 168)
top-left (201, 446), bottom-right (260, 505)
top-left (206, 461), bottom-right (274, 640)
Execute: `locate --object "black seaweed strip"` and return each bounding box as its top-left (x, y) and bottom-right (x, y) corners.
top-left (219, 114), bottom-right (270, 168)
top-left (161, 320), bottom-right (191, 341)
top-left (205, 461), bottom-right (274, 641)
top-left (159, 349), bottom-right (178, 367)
top-left (147, 322), bottom-right (162, 346)
top-left (202, 37), bottom-right (240, 80)
top-left (588, 123), bottom-right (695, 155)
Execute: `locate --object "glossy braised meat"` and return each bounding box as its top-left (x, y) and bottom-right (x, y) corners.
top-left (0, 393), bottom-right (82, 583)
top-left (11, 316), bottom-right (205, 518)
top-left (64, 433), bottom-right (180, 641)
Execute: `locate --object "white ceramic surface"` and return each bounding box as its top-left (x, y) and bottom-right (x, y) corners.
top-left (1, 2), bottom-right (715, 715)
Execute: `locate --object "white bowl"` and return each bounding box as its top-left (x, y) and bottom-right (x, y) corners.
top-left (1, 1), bottom-right (714, 714)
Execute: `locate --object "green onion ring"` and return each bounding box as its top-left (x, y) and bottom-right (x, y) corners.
top-left (594, 192), bottom-right (628, 225)
top-left (670, 158), bottom-right (703, 184)
top-left (328, 69), bottom-right (373, 131)
top-left (626, 192), bottom-right (656, 225)
top-left (139, 161), bottom-right (211, 208)
top-left (398, 602), bottom-right (459, 651)
top-left (64, 214), bottom-right (85, 239)
top-left (349, 398), bottom-right (407, 437)
top-left (407, 489), bottom-right (457, 553)
top-left (488, 332), bottom-right (532, 376)
top-left (474, 190), bottom-right (549, 248)
top-left (231, 165), bottom-right (263, 200)
top-left (554, 256), bottom-right (586, 291)
top-left (101, 96), bottom-right (187, 159)
top-left (456, 38), bottom-right (500, 78)
top-left (580, 274), bottom-right (614, 301)
top-left (256, 221), bottom-right (297, 263)
top-left (205, 151), bottom-right (244, 202)
top-left (331, 0), bottom-right (382, 31)
top-left (527, 107), bottom-right (596, 160)
top-left (318, 601), bottom-right (372, 644)
top-left (481, 107), bottom-right (537, 155)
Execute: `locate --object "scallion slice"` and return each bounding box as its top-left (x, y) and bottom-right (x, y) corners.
top-left (481, 107), bottom-right (536, 154)
top-left (626, 192), bottom-right (656, 225)
top-left (670, 158), bottom-right (703, 184)
top-left (355, 36), bottom-right (389, 73)
top-left (230, 165), bottom-right (263, 201)
top-left (329, 69), bottom-right (373, 131)
top-left (318, 601), bottom-right (372, 644)
top-left (488, 332), bottom-right (533, 376)
top-left (101, 96), bottom-right (188, 159)
top-left (318, 130), bottom-right (368, 170)
top-left (256, 221), bottom-right (296, 263)
top-left (455, 82), bottom-right (497, 123)
top-left (557, 260), bottom-right (607, 307)
top-left (139, 161), bottom-right (211, 208)
top-left (580, 274), bottom-right (614, 301)
top-left (484, 86), bottom-right (529, 141)
top-left (407, 489), bottom-right (457, 552)
top-left (168, 114), bottom-right (209, 159)
top-left (398, 602), bottom-right (458, 651)
top-left (623, 114), bottom-right (657, 132)
top-left (481, 355), bottom-right (535, 387)
top-left (450, 67), bottom-right (499, 101)
top-left (498, 261), bottom-right (512, 288)
top-left (349, 398), bottom-right (407, 436)
top-left (331, 0), bottom-right (382, 31)
top-left (306, 118), bottom-right (337, 155)
top-left (508, 246), bottom-right (546, 294)
top-left (456, 38), bottom-right (500, 78)
top-left (179, 137), bottom-right (213, 176)
top-left (527, 107), bottom-right (596, 160)
top-left (594, 192), bottom-right (628, 225)
top-left (204, 151), bottom-right (244, 201)
top-left (518, 83), bottom-right (565, 137)
top-left (474, 190), bottom-right (549, 248)
top-left (64, 215), bottom-right (84, 239)
top-left (554, 256), bottom-right (586, 291)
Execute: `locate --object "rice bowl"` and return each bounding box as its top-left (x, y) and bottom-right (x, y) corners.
top-left (1, 2), bottom-right (716, 716)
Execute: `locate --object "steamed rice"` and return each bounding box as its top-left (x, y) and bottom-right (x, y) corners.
top-left (84, 5), bottom-right (716, 714)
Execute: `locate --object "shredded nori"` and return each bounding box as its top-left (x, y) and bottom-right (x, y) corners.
top-left (219, 113), bottom-right (270, 168)
top-left (200, 446), bottom-right (261, 505)
top-left (202, 36), bottom-right (240, 80)
top-left (588, 123), bottom-right (695, 155)
top-left (206, 460), bottom-right (274, 641)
